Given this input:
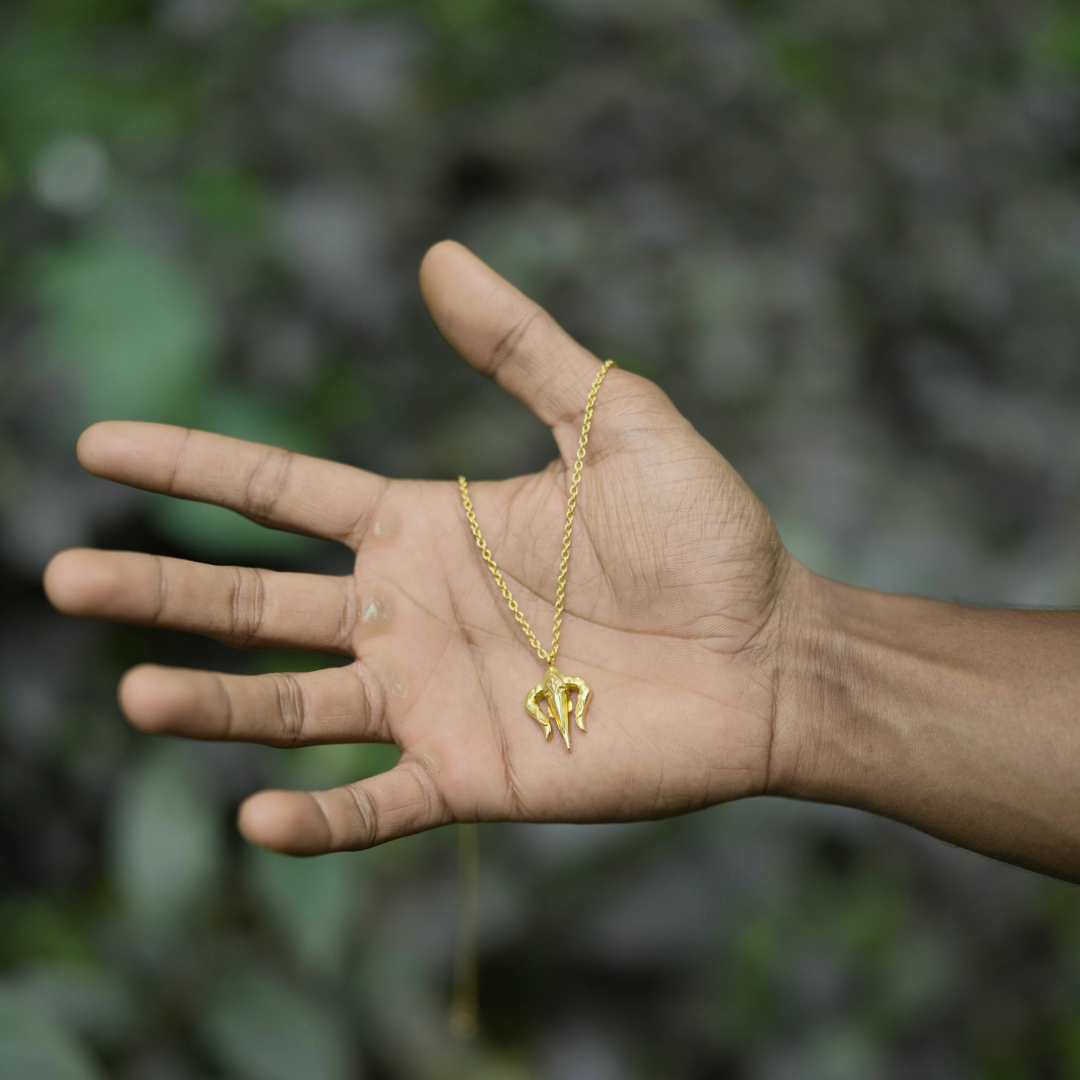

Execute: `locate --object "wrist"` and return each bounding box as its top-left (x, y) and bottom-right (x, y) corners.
top-left (765, 563), bottom-right (1080, 880)
top-left (765, 566), bottom-right (941, 807)
top-left (764, 560), bottom-right (843, 801)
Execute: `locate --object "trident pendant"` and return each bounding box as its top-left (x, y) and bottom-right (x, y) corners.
top-left (525, 665), bottom-right (591, 751)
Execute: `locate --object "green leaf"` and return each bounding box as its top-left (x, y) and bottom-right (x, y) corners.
top-left (1030, 2), bottom-right (1080, 75)
top-left (797, 1024), bottom-right (885, 1080)
top-left (185, 167), bottom-right (269, 237)
top-left (109, 746), bottom-right (224, 933)
top-left (198, 964), bottom-right (351, 1080)
top-left (761, 21), bottom-right (843, 103)
top-left (0, 964), bottom-right (140, 1049)
top-left (0, 899), bottom-right (92, 967)
top-left (0, 1002), bottom-right (105, 1080)
top-left (248, 849), bottom-right (366, 973)
top-left (40, 237), bottom-right (217, 424)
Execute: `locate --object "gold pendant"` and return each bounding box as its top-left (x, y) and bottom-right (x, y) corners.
top-left (525, 665), bottom-right (591, 751)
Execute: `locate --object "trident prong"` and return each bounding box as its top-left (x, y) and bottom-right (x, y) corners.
top-left (563, 676), bottom-right (591, 733)
top-left (525, 682), bottom-right (553, 741)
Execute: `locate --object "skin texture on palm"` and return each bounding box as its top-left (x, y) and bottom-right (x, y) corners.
top-left (44, 241), bottom-right (791, 856)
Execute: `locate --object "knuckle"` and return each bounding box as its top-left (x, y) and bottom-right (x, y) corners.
top-left (230, 566), bottom-right (268, 644)
top-left (407, 759), bottom-right (448, 828)
top-left (214, 675), bottom-right (235, 739)
top-left (152, 555), bottom-right (170, 625)
top-left (351, 663), bottom-right (385, 738)
top-left (487, 305), bottom-right (542, 379)
top-left (345, 474), bottom-right (391, 552)
top-left (165, 428), bottom-right (193, 496)
top-left (335, 582), bottom-right (359, 652)
top-left (271, 672), bottom-right (307, 744)
top-left (241, 445), bottom-right (294, 523)
top-left (346, 782), bottom-right (380, 847)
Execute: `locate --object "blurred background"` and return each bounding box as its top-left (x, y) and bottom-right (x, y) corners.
top-left (4, 0), bottom-right (1080, 1076)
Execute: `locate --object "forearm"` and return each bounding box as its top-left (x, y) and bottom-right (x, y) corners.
top-left (772, 564), bottom-right (1080, 881)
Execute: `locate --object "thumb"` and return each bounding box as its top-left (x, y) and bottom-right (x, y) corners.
top-left (419, 240), bottom-right (605, 433)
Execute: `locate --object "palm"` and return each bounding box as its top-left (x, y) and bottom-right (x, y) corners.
top-left (45, 242), bottom-right (789, 854)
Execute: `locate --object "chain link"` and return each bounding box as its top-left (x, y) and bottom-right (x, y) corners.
top-left (458, 359), bottom-right (616, 666)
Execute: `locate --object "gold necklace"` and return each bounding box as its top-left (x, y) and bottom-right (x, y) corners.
top-left (458, 359), bottom-right (615, 751)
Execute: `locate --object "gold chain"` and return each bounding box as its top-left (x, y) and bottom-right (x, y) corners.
top-left (458, 359), bottom-right (616, 666)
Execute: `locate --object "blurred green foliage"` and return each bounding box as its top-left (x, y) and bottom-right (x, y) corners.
top-left (0, 1003), bottom-right (106, 1080)
top-left (110, 746), bottom-right (225, 934)
top-left (42, 240), bottom-right (216, 423)
top-left (198, 964), bottom-right (351, 1080)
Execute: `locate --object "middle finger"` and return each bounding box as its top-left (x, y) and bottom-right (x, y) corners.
top-left (45, 548), bottom-right (357, 654)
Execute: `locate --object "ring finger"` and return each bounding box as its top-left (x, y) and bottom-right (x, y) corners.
top-left (119, 662), bottom-right (390, 745)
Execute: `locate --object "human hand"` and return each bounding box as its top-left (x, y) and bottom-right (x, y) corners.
top-left (44, 241), bottom-right (797, 855)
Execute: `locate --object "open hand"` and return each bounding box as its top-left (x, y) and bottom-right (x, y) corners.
top-left (44, 241), bottom-right (795, 855)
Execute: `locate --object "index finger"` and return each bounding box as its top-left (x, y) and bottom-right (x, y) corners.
top-left (78, 422), bottom-right (386, 549)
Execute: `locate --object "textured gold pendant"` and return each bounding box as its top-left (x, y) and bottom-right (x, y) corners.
top-left (460, 361), bottom-right (614, 756)
top-left (525, 665), bottom-right (591, 751)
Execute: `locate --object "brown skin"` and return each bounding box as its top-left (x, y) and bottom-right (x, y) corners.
top-left (777, 580), bottom-right (1080, 882)
top-left (43, 241), bottom-right (1080, 882)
